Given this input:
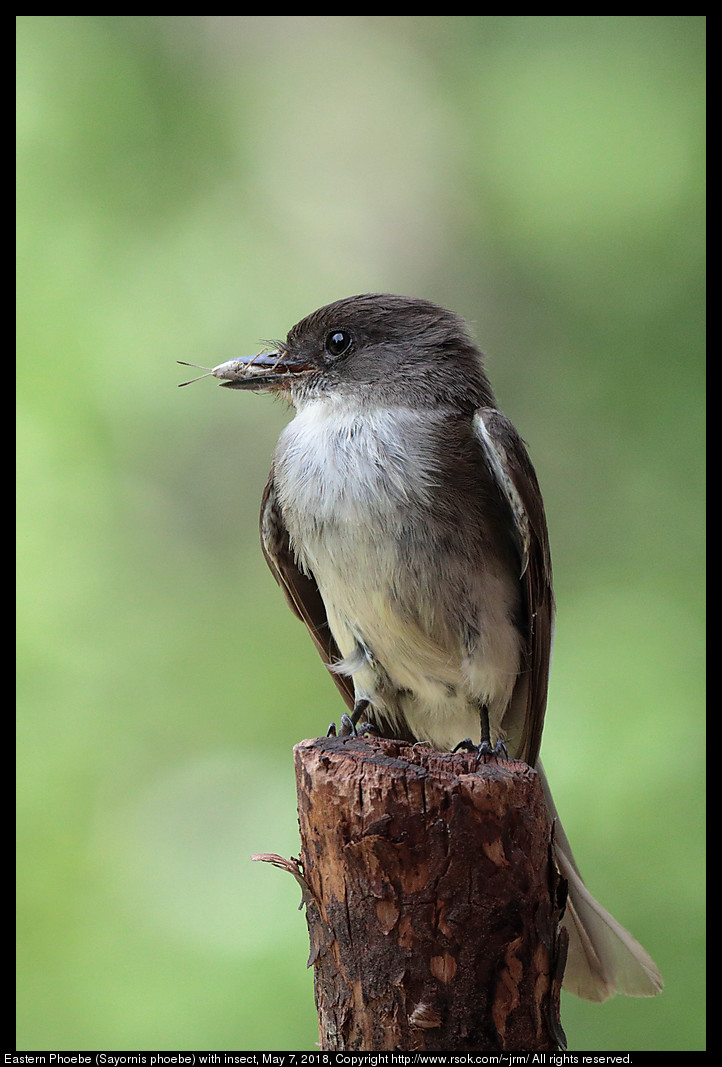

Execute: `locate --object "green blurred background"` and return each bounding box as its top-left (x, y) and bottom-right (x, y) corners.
top-left (16, 16), bottom-right (705, 1053)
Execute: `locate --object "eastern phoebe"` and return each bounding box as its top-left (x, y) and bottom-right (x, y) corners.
top-left (182, 293), bottom-right (662, 1002)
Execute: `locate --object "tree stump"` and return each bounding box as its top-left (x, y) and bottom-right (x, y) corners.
top-left (294, 735), bottom-right (568, 1052)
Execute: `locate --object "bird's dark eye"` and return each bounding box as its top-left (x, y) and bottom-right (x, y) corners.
top-left (325, 330), bottom-right (353, 358)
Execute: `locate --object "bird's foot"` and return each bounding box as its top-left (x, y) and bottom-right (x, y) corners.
top-left (452, 736), bottom-right (508, 761)
top-left (327, 700), bottom-right (377, 740)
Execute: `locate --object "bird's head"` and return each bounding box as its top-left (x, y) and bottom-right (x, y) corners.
top-left (183, 294), bottom-right (495, 412)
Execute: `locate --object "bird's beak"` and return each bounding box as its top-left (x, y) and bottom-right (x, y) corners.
top-left (213, 351), bottom-right (313, 391)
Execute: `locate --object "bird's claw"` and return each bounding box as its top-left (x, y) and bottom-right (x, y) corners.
top-left (327, 710), bottom-right (377, 740)
top-left (452, 736), bottom-right (508, 761)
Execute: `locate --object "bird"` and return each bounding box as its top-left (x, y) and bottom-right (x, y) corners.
top-left (183, 293), bottom-right (663, 1002)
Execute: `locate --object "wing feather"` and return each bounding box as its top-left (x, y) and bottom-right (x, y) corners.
top-left (475, 408), bottom-right (554, 766)
top-left (259, 474), bottom-right (355, 711)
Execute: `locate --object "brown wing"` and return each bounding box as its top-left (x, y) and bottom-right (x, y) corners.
top-left (259, 473), bottom-right (355, 711)
top-left (475, 408), bottom-right (554, 767)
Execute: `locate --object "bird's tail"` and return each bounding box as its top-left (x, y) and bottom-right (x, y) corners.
top-left (537, 761), bottom-right (664, 1002)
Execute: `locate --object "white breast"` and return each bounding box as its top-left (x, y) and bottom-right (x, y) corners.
top-left (275, 399), bottom-right (440, 528)
top-left (273, 397), bottom-right (522, 750)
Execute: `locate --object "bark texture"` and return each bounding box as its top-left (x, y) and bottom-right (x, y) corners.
top-left (294, 736), bottom-right (568, 1052)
